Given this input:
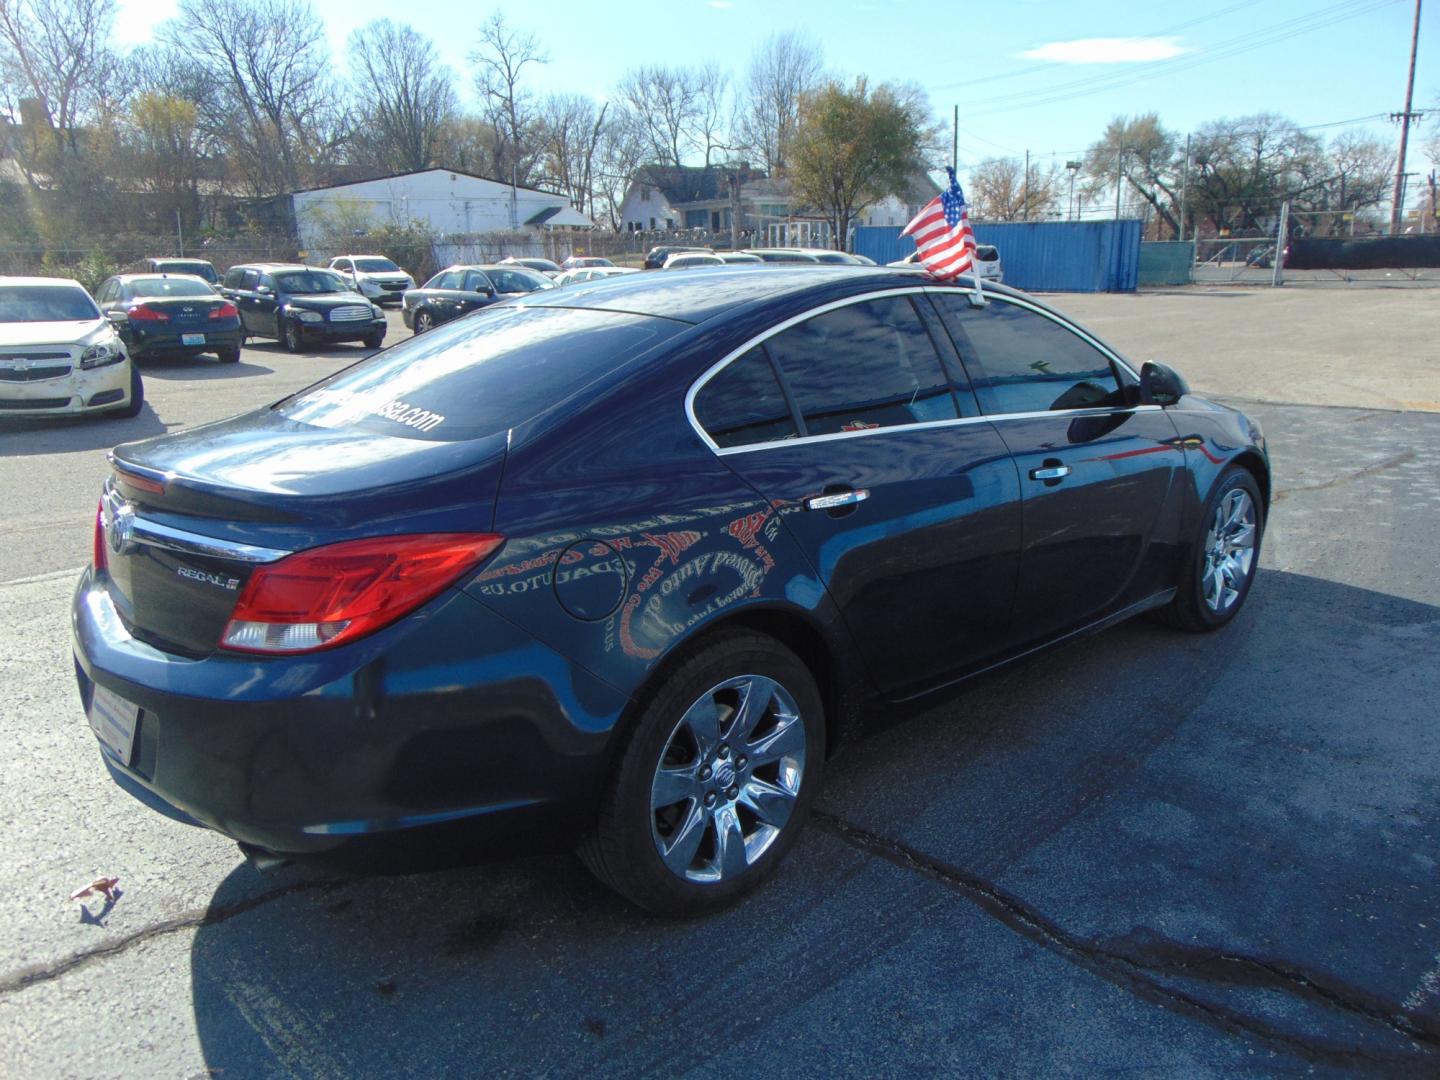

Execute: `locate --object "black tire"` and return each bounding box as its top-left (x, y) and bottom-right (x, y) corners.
top-left (1166, 466), bottom-right (1264, 632)
top-left (107, 364), bottom-right (144, 419)
top-left (579, 630), bottom-right (825, 915)
top-left (282, 318), bottom-right (303, 353)
top-left (363, 331), bottom-right (385, 350)
top-left (414, 309), bottom-right (433, 334)
top-left (216, 345), bottom-right (241, 363)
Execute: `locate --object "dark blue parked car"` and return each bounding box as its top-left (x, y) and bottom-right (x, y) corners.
top-left (72, 268), bottom-right (1269, 914)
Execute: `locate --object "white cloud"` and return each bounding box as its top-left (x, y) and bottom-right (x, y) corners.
top-left (1020, 37), bottom-right (1191, 64)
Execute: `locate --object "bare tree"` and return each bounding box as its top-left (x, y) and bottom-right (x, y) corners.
top-left (1187, 113), bottom-right (1326, 236)
top-left (1083, 114), bottom-right (1182, 235)
top-left (969, 157), bottom-right (1061, 222)
top-left (737, 31), bottom-right (823, 173)
top-left (616, 64), bottom-right (731, 169)
top-left (469, 13), bottom-right (546, 185)
top-left (592, 107), bottom-right (646, 230)
top-left (161, 0), bottom-right (339, 196)
top-left (348, 20), bottom-right (456, 174)
top-left (0, 0), bottom-right (120, 153)
top-left (536, 93), bottom-right (607, 218)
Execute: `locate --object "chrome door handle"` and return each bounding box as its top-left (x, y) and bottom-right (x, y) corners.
top-left (1029, 465), bottom-right (1071, 481)
top-left (804, 489), bottom-right (870, 511)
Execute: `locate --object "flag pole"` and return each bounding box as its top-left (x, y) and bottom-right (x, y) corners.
top-left (950, 163), bottom-right (986, 307)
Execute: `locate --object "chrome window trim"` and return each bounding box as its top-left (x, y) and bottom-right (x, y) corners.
top-left (713, 405), bottom-right (1162, 456)
top-left (685, 285), bottom-right (1145, 455)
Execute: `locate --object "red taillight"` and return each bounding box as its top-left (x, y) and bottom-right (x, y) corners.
top-left (220, 533), bottom-right (505, 654)
top-left (92, 500), bottom-right (107, 573)
top-left (128, 304), bottom-right (169, 322)
top-left (209, 302), bottom-right (238, 320)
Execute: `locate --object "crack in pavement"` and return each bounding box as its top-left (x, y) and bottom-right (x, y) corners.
top-left (1271, 449), bottom-right (1416, 504)
top-left (0, 877), bottom-right (351, 998)
top-left (811, 810), bottom-right (1440, 1070)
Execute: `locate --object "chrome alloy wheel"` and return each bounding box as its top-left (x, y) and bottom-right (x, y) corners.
top-left (1202, 488), bottom-right (1257, 613)
top-left (650, 675), bottom-right (806, 883)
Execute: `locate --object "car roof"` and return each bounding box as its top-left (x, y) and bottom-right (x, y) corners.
top-left (114, 272), bottom-right (211, 282)
top-left (331, 254), bottom-right (393, 260)
top-left (0, 275), bottom-right (86, 288)
top-left (147, 257), bottom-right (213, 265)
top-left (517, 266), bottom-right (1025, 325)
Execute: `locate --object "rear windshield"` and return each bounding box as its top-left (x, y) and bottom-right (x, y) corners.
top-left (0, 285), bottom-right (99, 323)
top-left (275, 305), bottom-right (682, 442)
top-left (275, 270), bottom-right (345, 294)
top-left (153, 261), bottom-right (217, 282)
top-left (353, 258), bottom-right (399, 272)
top-left (128, 276), bottom-right (214, 297)
top-left (486, 268), bottom-right (552, 293)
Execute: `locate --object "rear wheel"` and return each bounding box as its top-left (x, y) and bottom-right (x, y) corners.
top-left (107, 364), bottom-right (144, 419)
top-left (414, 309), bottom-right (434, 334)
top-left (216, 345), bottom-right (240, 363)
top-left (282, 318), bottom-right (303, 353)
top-left (580, 631), bottom-right (824, 915)
top-left (1167, 466), bottom-right (1264, 632)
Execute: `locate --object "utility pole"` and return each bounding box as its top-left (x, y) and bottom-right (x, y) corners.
top-left (1065, 160), bottom-right (1081, 221)
top-left (1114, 149), bottom-right (1125, 220)
top-left (1389, 0), bottom-right (1423, 234)
top-left (1179, 134), bottom-right (1191, 243)
top-left (1022, 149), bottom-right (1030, 221)
top-left (952, 105), bottom-right (958, 173)
top-left (1272, 201), bottom-right (1289, 288)
top-left (175, 210), bottom-right (184, 257)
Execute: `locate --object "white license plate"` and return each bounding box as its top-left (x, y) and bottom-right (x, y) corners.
top-left (89, 683), bottom-right (139, 766)
top-left (181, 333), bottom-right (205, 345)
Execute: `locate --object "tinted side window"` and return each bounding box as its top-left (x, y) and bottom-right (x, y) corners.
top-left (935, 296), bottom-right (1123, 415)
top-left (461, 271), bottom-right (489, 291)
top-left (694, 346), bottom-right (797, 449)
top-left (765, 296), bottom-right (958, 436)
top-left (241, 270), bottom-right (262, 290)
top-left (223, 268), bottom-right (245, 289)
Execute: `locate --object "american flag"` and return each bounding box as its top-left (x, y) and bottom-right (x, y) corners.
top-left (901, 167), bottom-right (977, 280)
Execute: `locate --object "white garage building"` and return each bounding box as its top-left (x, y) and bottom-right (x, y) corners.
top-left (289, 168), bottom-right (592, 247)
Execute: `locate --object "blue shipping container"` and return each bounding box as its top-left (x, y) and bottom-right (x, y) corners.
top-left (853, 220), bottom-right (1143, 292)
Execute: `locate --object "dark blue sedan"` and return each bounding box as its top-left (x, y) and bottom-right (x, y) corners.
top-left (72, 268), bottom-right (1269, 914)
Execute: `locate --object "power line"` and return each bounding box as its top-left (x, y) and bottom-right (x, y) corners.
top-left (927, 0), bottom-right (1265, 92)
top-left (954, 0), bottom-right (1400, 114)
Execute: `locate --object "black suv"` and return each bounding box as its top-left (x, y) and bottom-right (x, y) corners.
top-left (219, 264), bottom-right (387, 352)
top-left (140, 258), bottom-right (219, 287)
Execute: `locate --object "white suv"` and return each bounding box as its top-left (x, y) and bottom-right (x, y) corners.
top-left (0, 277), bottom-right (141, 419)
top-left (887, 244), bottom-right (1004, 282)
top-left (327, 256), bottom-right (415, 305)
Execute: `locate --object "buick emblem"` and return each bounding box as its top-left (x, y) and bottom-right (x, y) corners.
top-left (107, 502), bottom-right (136, 555)
top-left (713, 761), bottom-right (736, 789)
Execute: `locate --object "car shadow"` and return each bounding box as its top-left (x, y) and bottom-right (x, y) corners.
top-left (136, 357), bottom-right (274, 381)
top-left (0, 401), bottom-right (168, 455)
top-left (186, 569), bottom-right (1440, 1074)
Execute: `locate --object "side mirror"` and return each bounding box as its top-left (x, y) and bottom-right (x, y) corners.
top-left (256, 285), bottom-right (273, 295)
top-left (104, 310), bottom-right (127, 323)
top-left (476, 284), bottom-right (494, 296)
top-left (1139, 361), bottom-right (1189, 407)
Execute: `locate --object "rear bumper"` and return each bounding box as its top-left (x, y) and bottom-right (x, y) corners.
top-left (72, 570), bottom-right (631, 856)
top-left (128, 326), bottom-right (243, 358)
top-left (0, 359), bottom-right (132, 416)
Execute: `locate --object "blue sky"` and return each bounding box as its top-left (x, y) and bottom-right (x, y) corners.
top-left (119, 0), bottom-right (1436, 176)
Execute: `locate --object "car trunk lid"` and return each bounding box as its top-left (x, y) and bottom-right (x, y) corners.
top-left (100, 411), bottom-right (508, 656)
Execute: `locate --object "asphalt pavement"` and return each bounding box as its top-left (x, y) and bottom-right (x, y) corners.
top-left (1, 292), bottom-right (1438, 1076)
